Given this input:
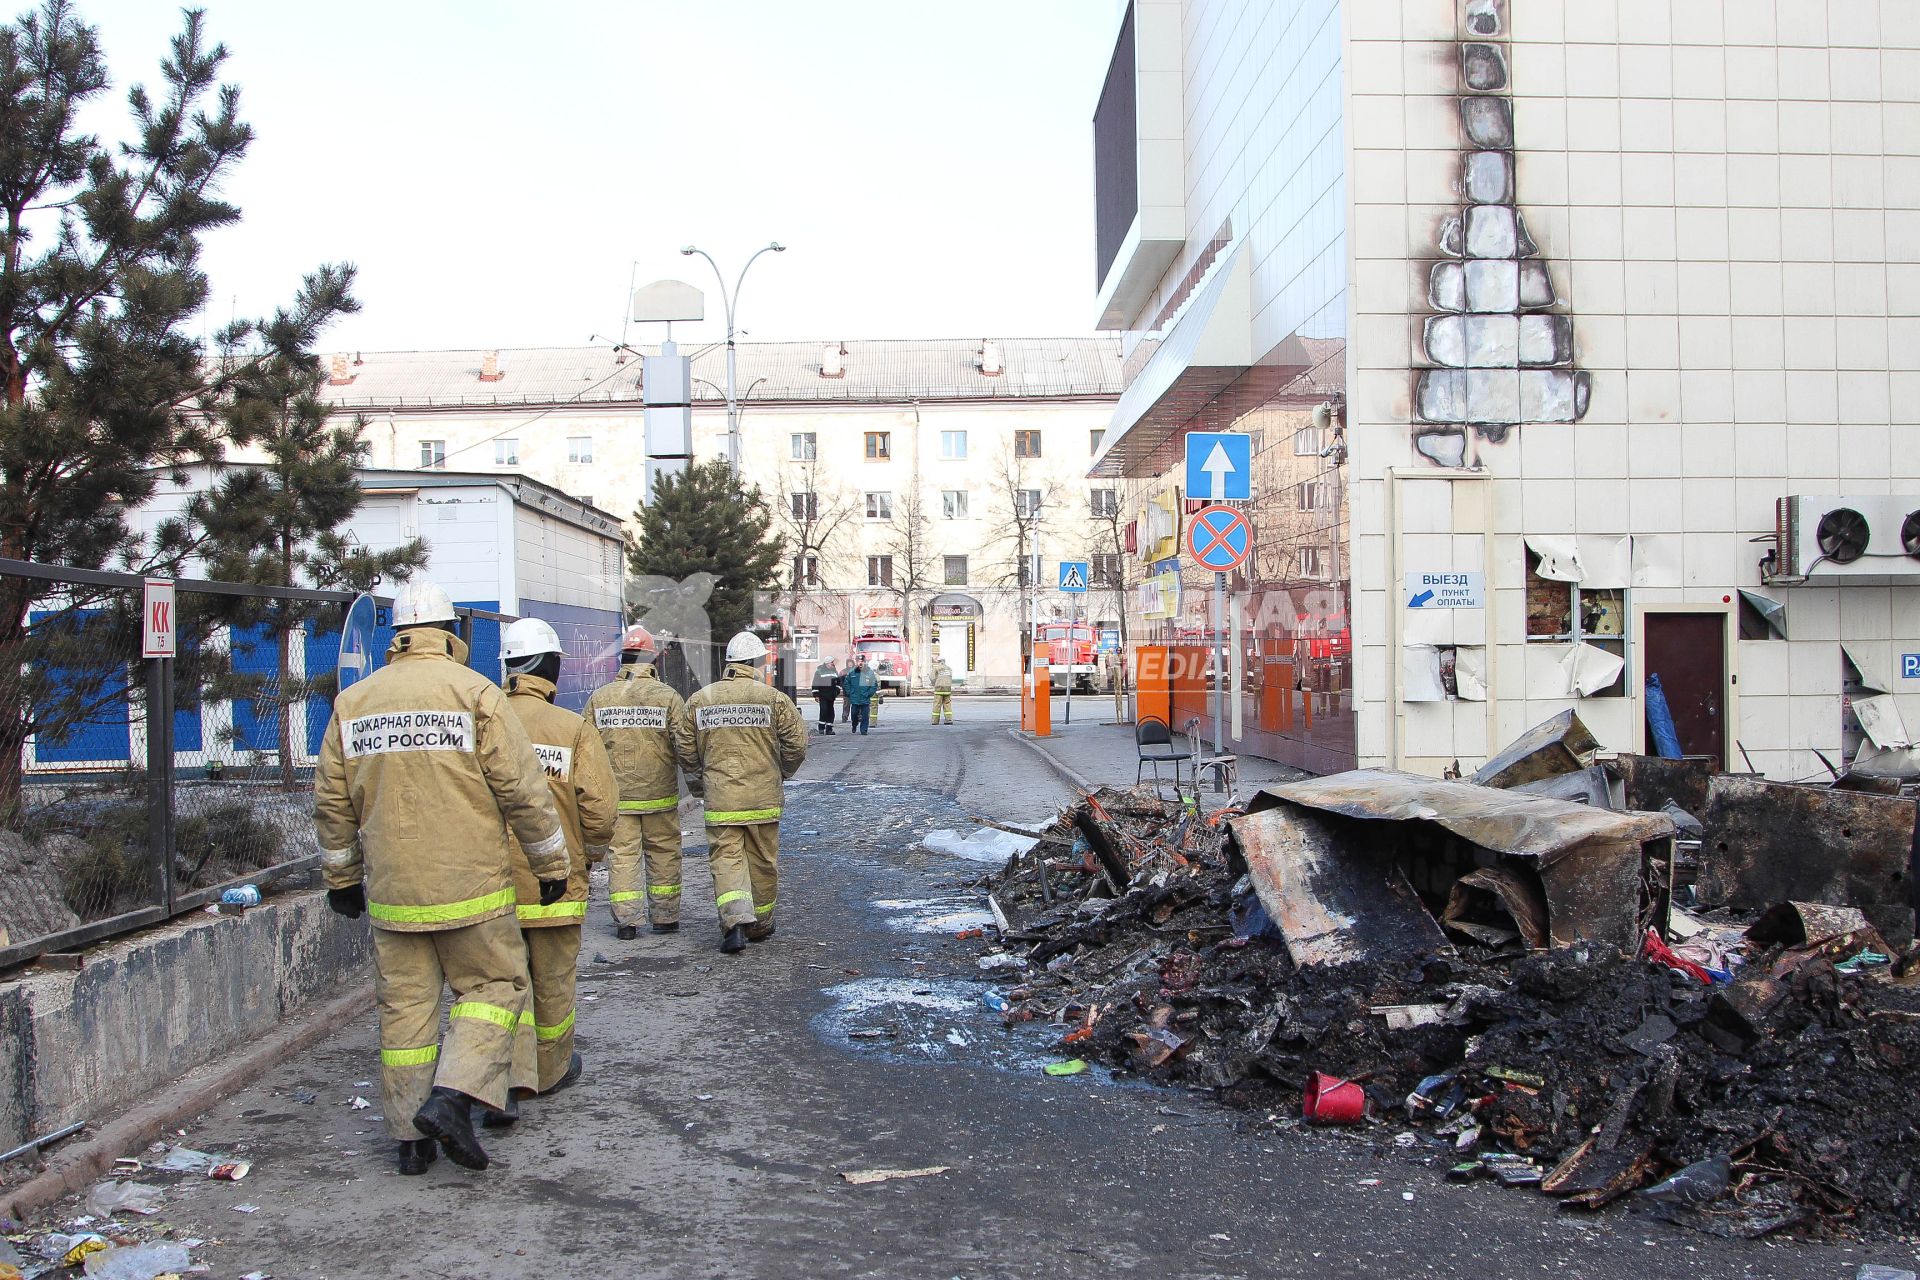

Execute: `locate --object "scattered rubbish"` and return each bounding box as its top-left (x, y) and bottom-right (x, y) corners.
top-left (80, 1241), bottom-right (190, 1279)
top-left (239, 1272), bottom-right (271, 1280)
top-left (209, 1160), bottom-right (251, 1181)
top-left (349, 1097), bottom-right (371, 1110)
top-left (59, 1235), bottom-right (109, 1267)
top-left (976, 953), bottom-right (1024, 972)
top-left (839, 1166), bottom-right (950, 1186)
top-left (1857, 1267), bottom-right (1919, 1280)
top-left (219, 884), bottom-right (262, 908)
top-left (982, 992), bottom-right (1010, 1013)
top-left (85, 1181), bottom-right (163, 1218)
top-left (1301, 1073), bottom-right (1365, 1125)
top-left (291, 1089), bottom-right (317, 1105)
top-left (231, 1204), bottom-right (259, 1214)
top-left (1471, 709), bottom-right (1599, 788)
top-left (1042, 1059), bottom-right (1088, 1077)
top-left (919, 827), bottom-right (1038, 863)
top-left (153, 1147), bottom-right (217, 1174)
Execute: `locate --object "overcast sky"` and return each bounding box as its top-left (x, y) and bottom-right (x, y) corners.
top-left (71, 1), bottom-right (1120, 354)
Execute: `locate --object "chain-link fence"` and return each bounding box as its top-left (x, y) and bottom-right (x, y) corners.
top-left (0, 560), bottom-right (518, 969)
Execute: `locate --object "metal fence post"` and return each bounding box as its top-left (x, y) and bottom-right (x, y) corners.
top-left (146, 654), bottom-right (175, 912)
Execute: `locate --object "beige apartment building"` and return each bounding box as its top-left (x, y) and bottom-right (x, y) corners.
top-left (305, 339), bottom-right (1126, 690)
top-left (1088, 0), bottom-right (1920, 781)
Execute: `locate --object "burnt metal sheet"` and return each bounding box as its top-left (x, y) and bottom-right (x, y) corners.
top-left (1443, 866), bottom-right (1550, 949)
top-left (1228, 803), bottom-right (1450, 968)
top-left (1472, 710), bottom-right (1599, 789)
top-left (1244, 770), bottom-right (1673, 952)
top-left (1696, 776), bottom-right (1917, 950)
top-left (1747, 901), bottom-right (1874, 948)
top-left (1602, 753), bottom-right (1716, 818)
top-left (1510, 765), bottom-right (1618, 809)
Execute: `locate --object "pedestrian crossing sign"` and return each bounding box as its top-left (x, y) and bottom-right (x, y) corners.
top-left (1058, 561), bottom-right (1089, 593)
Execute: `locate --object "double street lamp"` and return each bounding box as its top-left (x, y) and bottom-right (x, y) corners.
top-left (680, 241), bottom-right (786, 476)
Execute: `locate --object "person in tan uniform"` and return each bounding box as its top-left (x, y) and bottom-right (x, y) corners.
top-left (685, 631), bottom-right (808, 953)
top-left (314, 581), bottom-right (569, 1175)
top-left (584, 625), bottom-right (698, 939)
top-left (930, 657), bottom-right (954, 724)
top-left (488, 618), bottom-right (617, 1125)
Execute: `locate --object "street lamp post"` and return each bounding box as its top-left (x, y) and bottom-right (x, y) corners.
top-left (680, 241), bottom-right (786, 476)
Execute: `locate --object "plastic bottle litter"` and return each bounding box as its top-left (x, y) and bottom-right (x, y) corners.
top-left (81, 1240), bottom-right (191, 1278)
top-left (220, 884), bottom-right (262, 907)
top-left (982, 992), bottom-right (1009, 1013)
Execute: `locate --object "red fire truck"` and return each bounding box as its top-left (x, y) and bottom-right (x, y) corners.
top-left (850, 632), bottom-right (912, 697)
top-left (1032, 621), bottom-right (1098, 693)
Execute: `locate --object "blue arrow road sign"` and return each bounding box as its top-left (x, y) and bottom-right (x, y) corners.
top-left (1058, 561), bottom-right (1090, 593)
top-left (1184, 431), bottom-right (1251, 501)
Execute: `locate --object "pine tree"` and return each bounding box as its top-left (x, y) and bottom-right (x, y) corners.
top-left (0, 3), bottom-right (355, 810)
top-left (627, 460), bottom-right (783, 646)
top-left (198, 270), bottom-right (428, 787)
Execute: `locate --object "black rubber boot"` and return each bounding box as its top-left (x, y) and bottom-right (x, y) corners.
top-left (397, 1138), bottom-right (437, 1176)
top-left (412, 1087), bottom-right (489, 1170)
top-left (720, 924), bottom-right (749, 954)
top-left (545, 1050), bottom-right (584, 1095)
top-left (481, 1090), bottom-right (521, 1129)
top-left (615, 924), bottom-right (638, 940)
top-left (652, 921), bottom-right (679, 934)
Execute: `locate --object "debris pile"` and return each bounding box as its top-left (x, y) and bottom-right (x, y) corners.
top-left (967, 734), bottom-right (1920, 1240)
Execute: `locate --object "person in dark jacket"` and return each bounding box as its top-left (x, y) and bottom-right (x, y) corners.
top-left (842, 654), bottom-right (879, 736)
top-left (811, 659), bottom-right (840, 735)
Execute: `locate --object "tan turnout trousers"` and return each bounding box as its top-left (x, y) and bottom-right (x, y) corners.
top-left (608, 810), bottom-right (684, 926)
top-left (709, 821), bottom-right (779, 934)
top-left (507, 925), bottom-right (584, 1093)
top-left (374, 913), bottom-right (529, 1140)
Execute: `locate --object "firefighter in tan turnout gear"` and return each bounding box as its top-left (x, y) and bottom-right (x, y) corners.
top-left (314, 581), bottom-right (570, 1175)
top-left (685, 631), bottom-right (808, 953)
top-left (490, 619), bottom-right (617, 1124)
top-left (585, 625), bottom-right (698, 938)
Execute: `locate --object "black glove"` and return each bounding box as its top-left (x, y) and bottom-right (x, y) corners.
top-left (327, 885), bottom-right (366, 919)
top-left (538, 878), bottom-right (567, 907)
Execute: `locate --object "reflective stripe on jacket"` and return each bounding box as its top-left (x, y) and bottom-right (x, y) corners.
top-left (583, 662), bottom-right (697, 809)
top-left (502, 674), bottom-right (619, 926)
top-left (685, 663), bottom-right (808, 826)
top-left (314, 627), bottom-right (567, 932)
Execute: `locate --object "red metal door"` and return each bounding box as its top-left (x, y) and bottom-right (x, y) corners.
top-left (1644, 612), bottom-right (1727, 766)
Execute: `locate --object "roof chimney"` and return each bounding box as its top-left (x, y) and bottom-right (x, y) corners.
top-left (478, 350), bottom-right (504, 382)
top-left (820, 343), bottom-right (846, 379)
top-left (328, 353), bottom-right (354, 386)
top-left (979, 339), bottom-right (1003, 377)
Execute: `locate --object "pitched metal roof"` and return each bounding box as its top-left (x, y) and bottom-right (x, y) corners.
top-left (316, 338), bottom-right (1126, 410)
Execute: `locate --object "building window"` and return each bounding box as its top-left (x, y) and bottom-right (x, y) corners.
top-left (420, 439), bottom-right (446, 469)
top-left (942, 489), bottom-right (969, 519)
top-left (790, 492), bottom-right (818, 521)
top-left (941, 430), bottom-right (968, 459)
top-left (1015, 429), bottom-right (1043, 458)
top-left (944, 554), bottom-right (968, 586)
top-left (495, 439), bottom-right (518, 467)
top-left (867, 555), bottom-right (893, 587)
top-left (1299, 547), bottom-right (1325, 577)
top-left (865, 491), bottom-right (893, 520)
top-left (1015, 489), bottom-right (1043, 518)
top-left (1092, 553), bottom-right (1123, 586)
top-left (1090, 488), bottom-right (1119, 518)
top-left (1017, 553), bottom-right (1044, 588)
top-left (793, 554), bottom-right (820, 587)
top-left (1294, 425), bottom-right (1324, 455)
top-left (1090, 429), bottom-right (1105, 454)
top-left (1524, 548), bottom-right (1627, 696)
top-left (865, 431), bottom-right (891, 460)
top-left (567, 436), bottom-right (593, 463)
top-left (791, 432), bottom-right (817, 460)
top-left (1297, 481), bottom-right (1327, 511)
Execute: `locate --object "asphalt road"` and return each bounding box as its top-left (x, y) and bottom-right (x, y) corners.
top-left (57, 700), bottom-right (1913, 1278)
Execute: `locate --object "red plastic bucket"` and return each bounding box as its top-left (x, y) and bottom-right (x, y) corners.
top-left (1303, 1072), bottom-right (1366, 1125)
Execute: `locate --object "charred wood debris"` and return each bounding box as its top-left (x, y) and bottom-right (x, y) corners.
top-left (963, 713), bottom-right (1920, 1241)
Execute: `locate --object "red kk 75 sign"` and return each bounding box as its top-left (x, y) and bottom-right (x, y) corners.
top-left (142, 577), bottom-right (176, 658)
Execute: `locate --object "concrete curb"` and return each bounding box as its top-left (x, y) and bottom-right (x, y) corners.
top-left (0, 980), bottom-right (371, 1223)
top-left (1005, 727), bottom-right (1097, 794)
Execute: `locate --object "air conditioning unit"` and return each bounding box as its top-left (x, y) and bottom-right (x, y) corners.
top-left (1771, 495), bottom-right (1920, 581)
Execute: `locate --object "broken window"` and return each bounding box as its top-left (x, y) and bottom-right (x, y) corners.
top-left (1525, 544), bottom-right (1625, 697)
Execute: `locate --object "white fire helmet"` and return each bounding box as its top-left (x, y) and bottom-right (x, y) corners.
top-left (725, 631), bottom-right (769, 662)
top-left (501, 618), bottom-right (564, 663)
top-left (391, 580), bottom-right (457, 627)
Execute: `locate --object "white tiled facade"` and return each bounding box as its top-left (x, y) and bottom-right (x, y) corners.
top-left (1094, 0), bottom-right (1920, 781)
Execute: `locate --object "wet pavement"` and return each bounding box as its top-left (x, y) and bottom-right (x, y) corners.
top-left (33, 703), bottom-right (1912, 1278)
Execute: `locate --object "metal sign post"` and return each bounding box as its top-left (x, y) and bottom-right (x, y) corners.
top-left (1212, 572), bottom-right (1226, 753)
top-left (1057, 561), bottom-right (1089, 726)
top-left (1184, 507), bottom-right (1253, 755)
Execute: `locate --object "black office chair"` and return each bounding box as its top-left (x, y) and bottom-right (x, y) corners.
top-left (1134, 717), bottom-right (1192, 800)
